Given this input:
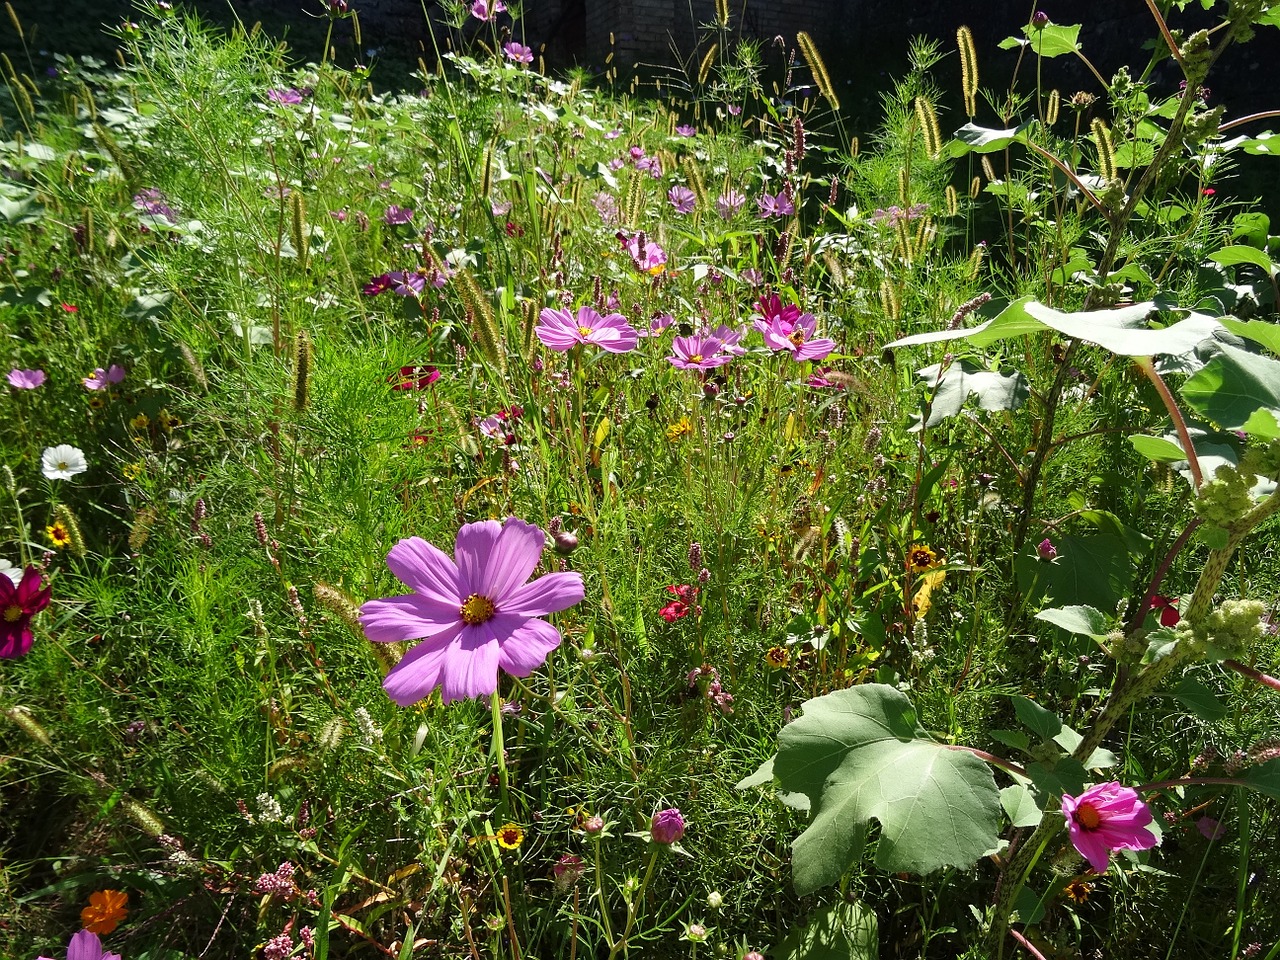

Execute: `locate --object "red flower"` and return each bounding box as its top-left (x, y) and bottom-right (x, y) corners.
top-left (0, 566), bottom-right (52, 659)
top-left (60, 303), bottom-right (79, 313)
top-left (1150, 595), bottom-right (1180, 627)
top-left (390, 365), bottom-right (441, 390)
top-left (658, 584), bottom-right (698, 623)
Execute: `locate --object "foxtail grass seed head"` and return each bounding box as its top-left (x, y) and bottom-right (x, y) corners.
top-left (945, 185), bottom-right (959, 216)
top-left (291, 330), bottom-right (312, 413)
top-left (714, 0), bottom-right (729, 26)
top-left (796, 32), bottom-right (839, 111)
top-left (897, 167), bottom-right (908, 204)
top-left (914, 97), bottom-right (942, 158)
top-left (289, 191), bottom-right (308, 269)
top-left (52, 503), bottom-right (86, 557)
top-left (6, 705), bottom-right (51, 746)
top-left (5, 3), bottom-right (23, 39)
top-left (697, 43), bottom-right (718, 85)
top-left (1046, 88), bottom-right (1060, 125)
top-left (1091, 118), bottom-right (1117, 182)
top-left (957, 25), bottom-right (978, 117)
top-left (970, 174), bottom-right (982, 199)
top-left (129, 505), bottom-right (158, 552)
top-left (314, 582), bottom-right (363, 636)
top-left (968, 242), bottom-right (987, 280)
top-left (981, 155), bottom-right (997, 182)
top-left (122, 798), bottom-right (166, 837)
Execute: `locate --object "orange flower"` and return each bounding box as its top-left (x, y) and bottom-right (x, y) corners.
top-left (81, 889), bottom-right (128, 934)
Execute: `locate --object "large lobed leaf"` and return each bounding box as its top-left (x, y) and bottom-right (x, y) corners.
top-left (773, 685), bottom-right (1001, 894)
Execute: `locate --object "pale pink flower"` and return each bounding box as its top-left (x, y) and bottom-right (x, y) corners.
top-left (536, 306), bottom-right (639, 353)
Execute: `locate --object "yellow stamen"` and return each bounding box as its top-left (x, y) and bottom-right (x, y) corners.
top-left (4, 605), bottom-right (23, 622)
top-left (1074, 802), bottom-right (1102, 830)
top-left (577, 326), bottom-right (594, 337)
top-left (459, 593), bottom-right (497, 625)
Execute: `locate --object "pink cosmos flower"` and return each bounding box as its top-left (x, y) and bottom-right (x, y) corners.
top-left (669, 334), bottom-right (731, 371)
top-left (675, 124), bottom-right (697, 137)
top-left (650, 808), bottom-right (686, 844)
top-left (761, 313), bottom-right (835, 362)
top-left (383, 205), bottom-right (414, 225)
top-left (390, 365), bottom-right (441, 390)
top-left (470, 0), bottom-right (505, 19)
top-left (716, 190), bottom-right (745, 219)
top-left (705, 324), bottom-right (746, 356)
top-left (83, 365), bottom-right (126, 391)
top-left (618, 232), bottom-right (667, 275)
top-left (667, 185), bottom-right (696, 214)
top-left (503, 42), bottom-right (534, 64)
top-left (0, 566), bottom-right (51, 659)
top-left (267, 88), bottom-right (304, 104)
top-left (537, 306), bottom-right (640, 353)
top-left (8, 368), bottom-right (46, 389)
top-left (1061, 782), bottom-right (1159, 873)
top-left (752, 293), bottom-right (803, 332)
top-left (757, 189), bottom-right (795, 218)
top-left (37, 928), bottom-right (122, 960)
top-left (359, 519), bottom-right (584, 705)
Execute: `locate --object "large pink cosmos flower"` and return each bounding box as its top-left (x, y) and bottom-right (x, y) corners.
top-left (668, 334), bottom-right (732, 371)
top-left (1061, 782), bottom-right (1159, 873)
top-left (618, 232), bottom-right (667, 275)
top-left (760, 313), bottom-right (836, 362)
top-left (37, 928), bottom-right (121, 960)
top-left (536, 306), bottom-right (639, 353)
top-left (751, 294), bottom-right (802, 335)
top-left (0, 566), bottom-right (51, 659)
top-left (359, 519), bottom-right (584, 705)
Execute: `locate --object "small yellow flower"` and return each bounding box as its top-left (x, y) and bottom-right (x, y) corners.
top-left (88, 395), bottom-right (107, 410)
top-left (46, 522), bottom-right (73, 549)
top-left (1063, 877), bottom-right (1093, 904)
top-left (129, 412), bottom-right (150, 432)
top-left (81, 889), bottom-right (128, 935)
top-left (158, 408), bottom-right (182, 432)
top-left (122, 461), bottom-right (145, 481)
top-left (906, 544), bottom-right (939, 573)
top-left (666, 416), bottom-right (693, 442)
top-left (764, 645), bottom-right (790, 669)
top-left (495, 823), bottom-right (524, 850)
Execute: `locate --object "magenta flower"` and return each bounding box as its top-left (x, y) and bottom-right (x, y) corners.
top-left (359, 519), bottom-right (584, 705)
top-left (675, 124), bottom-right (697, 137)
top-left (752, 293), bottom-right (803, 332)
top-left (1038, 538), bottom-right (1058, 561)
top-left (667, 185), bottom-right (696, 214)
top-left (267, 88), bottom-right (304, 104)
top-left (669, 335), bottom-right (731, 371)
top-left (761, 313), bottom-right (836, 362)
top-left (503, 41), bottom-right (534, 63)
top-left (0, 566), bottom-right (51, 659)
top-left (706, 324), bottom-right (746, 356)
top-left (716, 190), bottom-right (745, 219)
top-left (650, 808), bottom-right (685, 844)
top-left (757, 190), bottom-right (795, 218)
top-left (537, 306), bottom-right (639, 353)
top-left (8, 368), bottom-right (46, 389)
top-left (390, 365), bottom-right (441, 390)
top-left (83, 365), bottom-right (126, 391)
top-left (618, 232), bottom-right (667, 275)
top-left (383, 205), bottom-right (414, 225)
top-left (470, 0), bottom-right (505, 19)
top-left (1061, 782), bottom-right (1159, 873)
top-left (37, 928), bottom-right (121, 960)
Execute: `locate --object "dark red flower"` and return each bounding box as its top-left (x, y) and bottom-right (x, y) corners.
top-left (658, 584), bottom-right (698, 623)
top-left (0, 567), bottom-right (52, 659)
top-left (363, 273), bottom-right (395, 296)
top-left (1150, 595), bottom-right (1180, 627)
top-left (390, 365), bottom-right (441, 390)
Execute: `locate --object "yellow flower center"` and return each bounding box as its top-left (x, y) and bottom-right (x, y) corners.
top-left (577, 326), bottom-right (594, 337)
top-left (459, 593), bottom-right (497, 625)
top-left (1074, 801), bottom-right (1102, 830)
top-left (789, 328), bottom-right (807, 347)
top-left (3, 605), bottom-right (23, 622)
top-left (688, 354), bottom-right (703, 364)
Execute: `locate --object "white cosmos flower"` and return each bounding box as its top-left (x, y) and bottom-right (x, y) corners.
top-left (41, 444), bottom-right (88, 480)
top-left (0, 558), bottom-right (22, 586)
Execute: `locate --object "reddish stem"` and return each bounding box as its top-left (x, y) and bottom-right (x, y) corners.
top-left (1010, 927), bottom-right (1050, 960)
top-left (1223, 659), bottom-right (1280, 694)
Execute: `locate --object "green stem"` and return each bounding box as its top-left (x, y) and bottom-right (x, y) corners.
top-left (491, 690), bottom-right (509, 819)
top-left (593, 836), bottom-right (617, 947)
top-left (607, 846), bottom-right (661, 960)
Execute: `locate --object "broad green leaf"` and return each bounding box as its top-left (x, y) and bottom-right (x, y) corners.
top-left (1242, 407), bottom-right (1280, 439)
top-left (774, 685), bottom-right (1000, 891)
top-left (1015, 532), bottom-right (1135, 611)
top-left (1114, 140), bottom-right (1156, 168)
top-left (1014, 885), bottom-right (1047, 925)
top-left (1025, 756), bottom-right (1088, 798)
top-left (999, 23), bottom-right (1082, 58)
top-left (0, 194), bottom-right (43, 224)
top-left (1208, 245), bottom-right (1275, 274)
top-left (1170, 676), bottom-right (1227, 722)
top-left (1181, 343), bottom-right (1280, 435)
top-left (990, 729), bottom-right (1031, 753)
top-left (914, 360), bottom-right (1029, 428)
top-left (1001, 784), bottom-right (1044, 828)
top-left (1023, 301), bottom-right (1222, 356)
top-left (1243, 758), bottom-right (1280, 799)
top-left (1231, 212), bottom-right (1270, 247)
top-left (1143, 626), bottom-right (1181, 663)
top-left (1129, 434), bottom-right (1190, 463)
top-left (1012, 696), bottom-right (1068, 742)
top-left (944, 121), bottom-right (1035, 158)
top-left (886, 296), bottom-right (1045, 349)
top-left (1220, 317), bottom-right (1280, 357)
top-left (1035, 605), bottom-right (1111, 640)
top-left (1238, 132), bottom-right (1280, 155)
top-left (737, 756), bottom-right (776, 790)
top-left (774, 901), bottom-right (879, 960)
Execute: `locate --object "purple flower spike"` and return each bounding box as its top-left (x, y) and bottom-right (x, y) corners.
top-left (359, 519), bottom-right (584, 705)
top-left (1061, 782), bottom-right (1159, 873)
top-left (8, 369), bottom-right (46, 389)
top-left (650, 808), bottom-right (685, 844)
top-left (537, 306), bottom-right (640, 354)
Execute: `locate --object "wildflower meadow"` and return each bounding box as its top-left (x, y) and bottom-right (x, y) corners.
top-left (3, 1), bottom-right (1280, 958)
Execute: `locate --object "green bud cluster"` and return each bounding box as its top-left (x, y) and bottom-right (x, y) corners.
top-left (1194, 464), bottom-right (1255, 529)
top-left (1184, 105), bottom-right (1226, 146)
top-left (1241, 439), bottom-right (1280, 480)
top-left (1181, 29), bottom-right (1214, 86)
top-left (1196, 598), bottom-right (1266, 660)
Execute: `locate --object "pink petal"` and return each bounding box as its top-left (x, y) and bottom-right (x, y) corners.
top-left (67, 929), bottom-right (105, 960)
top-left (382, 624), bottom-right (462, 705)
top-left (458, 518), bottom-right (545, 602)
top-left (494, 615), bottom-right (563, 675)
top-left (386, 537), bottom-right (462, 604)
top-left (360, 595), bottom-right (459, 643)
top-left (440, 624), bottom-right (501, 702)
top-left (501, 571), bottom-right (584, 616)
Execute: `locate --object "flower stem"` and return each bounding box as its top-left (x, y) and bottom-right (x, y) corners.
top-left (490, 690), bottom-right (509, 818)
top-left (607, 846), bottom-right (661, 960)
